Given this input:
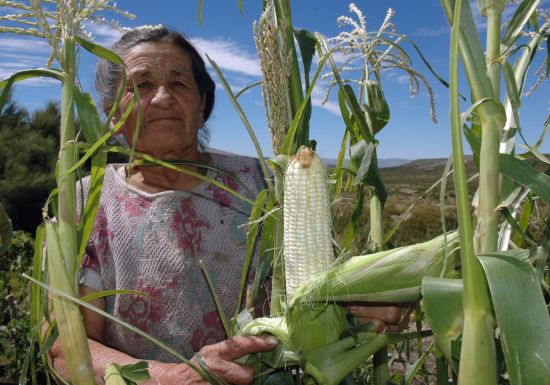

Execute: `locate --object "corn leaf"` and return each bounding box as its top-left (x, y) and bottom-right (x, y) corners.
top-left (75, 89), bottom-right (105, 142)
top-left (198, 0), bottom-right (203, 26)
top-left (75, 36), bottom-right (124, 65)
top-left (293, 28), bottom-right (317, 131)
top-left (502, 0), bottom-right (541, 48)
top-left (80, 289), bottom-right (147, 303)
top-left (250, 193), bottom-right (278, 307)
top-left (404, 341), bottom-right (435, 385)
top-left (0, 68), bottom-right (64, 110)
top-left (464, 123), bottom-right (550, 206)
top-left (103, 145), bottom-right (256, 206)
top-left (341, 187), bottom-right (365, 252)
top-left (536, 218), bottom-right (550, 283)
top-left (206, 55), bottom-right (273, 191)
top-left (237, 188), bottom-right (269, 316)
top-left (348, 139), bottom-right (387, 205)
top-left (499, 153), bottom-right (550, 206)
top-left (74, 88), bottom-right (107, 264)
top-left (235, 81), bottom-right (261, 99)
top-left (199, 260), bottom-right (231, 338)
top-left (512, 193), bottom-right (533, 246)
top-left (45, 221), bottom-right (96, 385)
top-left (350, 140), bottom-right (374, 186)
top-left (280, 48), bottom-right (332, 155)
top-left (24, 273), bottom-right (205, 377)
top-left (478, 250), bottom-right (550, 385)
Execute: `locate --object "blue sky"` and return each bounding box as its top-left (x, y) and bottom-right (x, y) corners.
top-left (1, 0), bottom-right (548, 160)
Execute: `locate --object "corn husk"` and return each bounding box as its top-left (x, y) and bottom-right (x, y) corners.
top-left (289, 231), bottom-right (460, 308)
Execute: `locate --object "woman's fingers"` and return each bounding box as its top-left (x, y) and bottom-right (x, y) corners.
top-left (215, 335), bottom-right (278, 360)
top-left (347, 302), bottom-right (416, 333)
top-left (347, 304), bottom-right (402, 325)
top-left (195, 336), bottom-right (278, 385)
top-left (200, 357), bottom-right (256, 385)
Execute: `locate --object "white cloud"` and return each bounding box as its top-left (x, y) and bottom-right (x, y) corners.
top-left (312, 97), bottom-right (341, 115)
top-left (192, 37), bottom-right (261, 77)
top-left (385, 70), bottom-right (409, 85)
top-left (0, 37), bottom-right (53, 85)
top-left (83, 21), bottom-right (124, 47)
top-left (0, 37), bottom-right (50, 53)
top-left (415, 26), bottom-right (448, 37)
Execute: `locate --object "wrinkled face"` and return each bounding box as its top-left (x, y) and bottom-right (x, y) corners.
top-left (115, 41), bottom-right (206, 156)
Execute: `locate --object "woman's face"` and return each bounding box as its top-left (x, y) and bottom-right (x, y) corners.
top-left (115, 41), bottom-right (206, 157)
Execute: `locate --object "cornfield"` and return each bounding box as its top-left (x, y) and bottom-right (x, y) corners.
top-left (0, 1), bottom-right (549, 385)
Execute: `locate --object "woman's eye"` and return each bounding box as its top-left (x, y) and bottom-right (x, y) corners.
top-left (172, 81), bottom-right (187, 88)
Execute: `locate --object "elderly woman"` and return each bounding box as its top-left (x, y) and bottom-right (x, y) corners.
top-left (50, 25), bottom-right (405, 385)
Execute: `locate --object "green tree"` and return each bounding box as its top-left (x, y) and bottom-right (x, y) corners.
top-left (0, 98), bottom-right (59, 234)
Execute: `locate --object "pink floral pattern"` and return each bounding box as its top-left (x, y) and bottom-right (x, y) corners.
top-left (119, 278), bottom-right (164, 334)
top-left (190, 311), bottom-right (226, 352)
top-left (171, 197), bottom-right (210, 257)
top-left (206, 173), bottom-right (240, 207)
top-left (115, 192), bottom-right (152, 217)
top-left (92, 205), bottom-right (112, 263)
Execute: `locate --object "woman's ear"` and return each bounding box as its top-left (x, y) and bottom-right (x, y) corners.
top-left (198, 94), bottom-right (206, 127)
top-left (104, 105), bottom-right (122, 130)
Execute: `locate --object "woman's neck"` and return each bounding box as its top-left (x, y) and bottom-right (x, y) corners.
top-left (126, 151), bottom-right (209, 193)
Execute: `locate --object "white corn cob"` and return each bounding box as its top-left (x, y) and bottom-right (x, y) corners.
top-left (284, 147), bottom-right (334, 297)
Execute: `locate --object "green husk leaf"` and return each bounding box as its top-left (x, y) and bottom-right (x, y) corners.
top-left (118, 361), bottom-right (151, 382)
top-left (421, 277), bottom-right (463, 367)
top-left (104, 364), bottom-right (129, 385)
top-left (478, 250), bottom-right (550, 385)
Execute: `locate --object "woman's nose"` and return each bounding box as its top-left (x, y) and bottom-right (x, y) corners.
top-left (150, 86), bottom-right (174, 108)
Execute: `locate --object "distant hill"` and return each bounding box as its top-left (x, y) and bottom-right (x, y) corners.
top-left (322, 157), bottom-right (410, 168)
top-left (207, 147), bottom-right (411, 169)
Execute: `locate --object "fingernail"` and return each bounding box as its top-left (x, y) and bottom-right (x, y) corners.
top-left (265, 336), bottom-right (278, 346)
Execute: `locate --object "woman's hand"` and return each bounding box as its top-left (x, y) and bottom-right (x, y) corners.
top-left (346, 302), bottom-right (415, 333)
top-left (157, 335), bottom-right (278, 385)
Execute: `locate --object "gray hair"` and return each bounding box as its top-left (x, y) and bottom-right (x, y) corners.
top-left (96, 25), bottom-right (215, 147)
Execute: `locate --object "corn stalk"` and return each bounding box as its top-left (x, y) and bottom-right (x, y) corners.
top-left (438, 0), bottom-right (550, 384)
top-left (0, 2), bottom-right (135, 384)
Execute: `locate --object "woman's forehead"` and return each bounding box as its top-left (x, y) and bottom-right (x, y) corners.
top-left (123, 42), bottom-right (193, 74)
